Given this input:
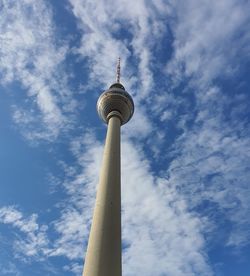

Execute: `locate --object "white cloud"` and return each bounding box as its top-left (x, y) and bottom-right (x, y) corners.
top-left (69, 0), bottom-right (169, 96)
top-left (0, 262), bottom-right (20, 276)
top-left (121, 141), bottom-right (212, 275)
top-left (63, 262), bottom-right (82, 275)
top-left (50, 131), bottom-right (103, 261)
top-left (167, 102), bottom-right (250, 248)
top-left (0, 0), bottom-right (74, 140)
top-left (50, 208), bottom-right (87, 260)
top-left (0, 206), bottom-right (49, 260)
top-left (167, 0), bottom-right (250, 88)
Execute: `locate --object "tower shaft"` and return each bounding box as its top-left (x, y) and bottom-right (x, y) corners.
top-left (83, 115), bottom-right (122, 276)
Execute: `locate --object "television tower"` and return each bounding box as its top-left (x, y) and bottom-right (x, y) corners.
top-left (82, 58), bottom-right (134, 276)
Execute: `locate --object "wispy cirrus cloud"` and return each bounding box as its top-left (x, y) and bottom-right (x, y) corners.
top-left (121, 140), bottom-right (212, 276)
top-left (167, 103), bottom-right (250, 248)
top-left (0, 0), bottom-right (76, 140)
top-left (69, 0), bottom-right (170, 97)
top-left (0, 262), bottom-right (20, 276)
top-left (167, 0), bottom-right (250, 88)
top-left (0, 206), bottom-right (49, 260)
top-left (163, 0), bottom-right (250, 250)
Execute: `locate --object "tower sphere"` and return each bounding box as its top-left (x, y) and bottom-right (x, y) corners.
top-left (97, 82), bottom-right (134, 125)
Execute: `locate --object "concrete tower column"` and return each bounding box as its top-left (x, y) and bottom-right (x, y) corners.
top-left (83, 113), bottom-right (122, 276)
top-left (82, 59), bottom-right (134, 276)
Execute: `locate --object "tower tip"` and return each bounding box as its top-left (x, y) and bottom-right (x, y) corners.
top-left (116, 57), bottom-right (121, 83)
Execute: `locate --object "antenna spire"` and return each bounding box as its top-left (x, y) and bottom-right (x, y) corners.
top-left (116, 57), bottom-right (121, 83)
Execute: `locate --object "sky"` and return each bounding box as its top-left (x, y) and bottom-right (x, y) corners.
top-left (0, 0), bottom-right (250, 275)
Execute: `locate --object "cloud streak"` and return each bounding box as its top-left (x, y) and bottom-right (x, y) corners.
top-left (0, 206), bottom-right (49, 260)
top-left (0, 0), bottom-right (75, 140)
top-left (167, 0), bottom-right (250, 88)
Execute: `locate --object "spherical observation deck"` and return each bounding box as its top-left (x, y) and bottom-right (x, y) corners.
top-left (97, 82), bottom-right (134, 125)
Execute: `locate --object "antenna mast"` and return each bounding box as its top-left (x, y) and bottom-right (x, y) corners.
top-left (116, 57), bottom-right (121, 83)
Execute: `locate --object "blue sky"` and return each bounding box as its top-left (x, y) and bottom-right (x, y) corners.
top-left (0, 0), bottom-right (250, 275)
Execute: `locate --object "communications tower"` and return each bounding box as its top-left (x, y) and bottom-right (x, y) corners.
top-left (82, 58), bottom-right (134, 276)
